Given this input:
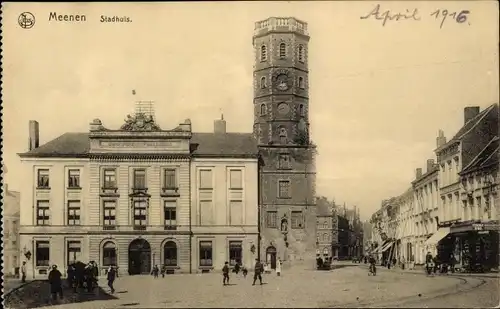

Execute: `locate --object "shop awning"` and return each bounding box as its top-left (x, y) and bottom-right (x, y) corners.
top-left (380, 241), bottom-right (394, 253)
top-left (424, 227), bottom-right (450, 246)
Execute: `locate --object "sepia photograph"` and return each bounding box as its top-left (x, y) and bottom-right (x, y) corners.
top-left (1, 1), bottom-right (499, 308)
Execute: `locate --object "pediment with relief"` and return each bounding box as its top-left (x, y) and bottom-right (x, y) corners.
top-left (121, 113), bottom-right (161, 131)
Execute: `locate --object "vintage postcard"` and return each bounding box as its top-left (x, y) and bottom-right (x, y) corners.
top-left (1, 1), bottom-right (499, 308)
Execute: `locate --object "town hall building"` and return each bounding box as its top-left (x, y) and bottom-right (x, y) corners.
top-left (17, 17), bottom-right (317, 279)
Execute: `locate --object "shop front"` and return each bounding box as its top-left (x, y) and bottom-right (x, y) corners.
top-left (448, 220), bottom-right (499, 272)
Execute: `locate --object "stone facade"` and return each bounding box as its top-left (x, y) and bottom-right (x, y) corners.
top-left (253, 17), bottom-right (317, 267)
top-left (18, 114), bottom-right (259, 279)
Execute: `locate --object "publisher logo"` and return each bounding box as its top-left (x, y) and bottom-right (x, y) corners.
top-left (18, 12), bottom-right (35, 29)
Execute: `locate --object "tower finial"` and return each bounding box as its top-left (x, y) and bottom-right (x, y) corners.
top-left (220, 108), bottom-right (224, 120)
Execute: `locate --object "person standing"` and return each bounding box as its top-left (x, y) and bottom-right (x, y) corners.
top-left (222, 261), bottom-right (230, 286)
top-left (450, 253), bottom-right (456, 273)
top-left (152, 265), bottom-right (159, 278)
top-left (21, 261), bottom-right (27, 283)
top-left (107, 265), bottom-right (116, 294)
top-left (48, 265), bottom-right (63, 301)
top-left (252, 259), bottom-right (263, 286)
top-left (276, 259), bottom-right (282, 277)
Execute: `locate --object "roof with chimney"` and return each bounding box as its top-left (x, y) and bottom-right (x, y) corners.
top-left (453, 104), bottom-right (497, 139)
top-left (459, 136), bottom-right (499, 175)
top-left (18, 132), bottom-right (259, 158)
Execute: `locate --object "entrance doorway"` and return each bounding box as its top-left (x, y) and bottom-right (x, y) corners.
top-left (266, 246), bottom-right (277, 269)
top-left (128, 238), bottom-right (151, 275)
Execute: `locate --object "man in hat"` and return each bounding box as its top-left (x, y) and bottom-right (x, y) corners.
top-left (252, 259), bottom-right (263, 286)
top-left (222, 261), bottom-right (230, 286)
top-left (48, 265), bottom-right (63, 301)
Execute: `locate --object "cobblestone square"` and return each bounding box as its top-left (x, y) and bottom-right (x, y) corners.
top-left (7, 264), bottom-right (480, 309)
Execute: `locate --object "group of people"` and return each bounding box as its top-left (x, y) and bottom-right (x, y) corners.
top-left (45, 261), bottom-right (119, 301)
top-left (425, 252), bottom-right (457, 275)
top-left (222, 258), bottom-right (282, 286)
top-left (150, 264), bottom-right (175, 278)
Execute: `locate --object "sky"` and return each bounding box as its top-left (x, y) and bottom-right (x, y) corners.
top-left (2, 1), bottom-right (499, 220)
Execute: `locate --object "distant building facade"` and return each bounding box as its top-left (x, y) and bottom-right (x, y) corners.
top-left (315, 197), bottom-right (337, 260)
top-left (253, 17), bottom-right (317, 267)
top-left (2, 166), bottom-right (21, 276)
top-left (18, 113), bottom-right (259, 279)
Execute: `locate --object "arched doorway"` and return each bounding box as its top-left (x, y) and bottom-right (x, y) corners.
top-left (266, 246), bottom-right (277, 269)
top-left (128, 238), bottom-right (151, 275)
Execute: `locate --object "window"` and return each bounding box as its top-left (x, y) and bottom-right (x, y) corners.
top-left (164, 169), bottom-right (177, 189)
top-left (36, 201), bottom-right (50, 226)
top-left (36, 241), bottom-right (50, 267)
top-left (229, 241), bottom-right (242, 266)
top-left (260, 77), bottom-right (267, 89)
top-left (67, 201), bottom-right (81, 226)
top-left (164, 241), bottom-right (178, 266)
top-left (298, 44), bottom-right (305, 62)
top-left (322, 233), bottom-right (328, 242)
top-left (291, 211), bottom-right (304, 229)
top-left (102, 241), bottom-right (117, 266)
top-left (279, 43), bottom-right (286, 58)
top-left (266, 211), bottom-right (277, 228)
top-left (103, 201), bottom-right (116, 227)
top-left (260, 45), bottom-right (267, 61)
top-left (37, 169), bottom-right (50, 188)
top-left (278, 154), bottom-right (291, 169)
top-left (68, 169), bottom-right (80, 188)
top-left (67, 241), bottom-right (82, 264)
top-left (164, 201), bottom-right (177, 229)
top-left (299, 104), bottom-right (304, 116)
top-left (279, 128), bottom-right (288, 144)
top-left (199, 170), bottom-right (213, 189)
top-left (134, 200), bottom-right (147, 227)
top-left (278, 180), bottom-right (291, 198)
top-left (199, 241), bottom-right (213, 266)
top-left (323, 221), bottom-right (328, 229)
top-left (299, 77), bottom-right (305, 89)
top-left (229, 170), bottom-right (243, 189)
top-left (260, 104), bottom-right (266, 115)
top-left (134, 169), bottom-right (146, 189)
top-left (103, 169), bottom-right (117, 188)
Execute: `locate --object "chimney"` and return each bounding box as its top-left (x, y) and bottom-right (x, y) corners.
top-left (214, 114), bottom-right (226, 134)
top-left (464, 106), bottom-right (480, 124)
top-left (436, 130), bottom-right (447, 148)
top-left (416, 168), bottom-right (423, 179)
top-left (29, 120), bottom-right (40, 151)
top-left (426, 159), bottom-right (435, 172)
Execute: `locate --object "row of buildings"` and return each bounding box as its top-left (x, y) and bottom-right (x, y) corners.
top-left (2, 165), bottom-right (21, 277)
top-left (15, 17), bottom-right (319, 279)
top-left (316, 196), bottom-right (364, 260)
top-left (369, 104), bottom-right (499, 271)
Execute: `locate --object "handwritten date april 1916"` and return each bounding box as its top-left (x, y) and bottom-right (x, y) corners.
top-left (360, 4), bottom-right (470, 28)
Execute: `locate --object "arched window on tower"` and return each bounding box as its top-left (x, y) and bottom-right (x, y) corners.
top-left (299, 104), bottom-right (304, 116)
top-left (260, 76), bottom-right (267, 89)
top-left (260, 104), bottom-right (266, 116)
top-left (298, 45), bottom-right (305, 63)
top-left (279, 127), bottom-right (288, 144)
top-left (260, 45), bottom-right (267, 62)
top-left (279, 43), bottom-right (286, 58)
top-left (299, 77), bottom-right (305, 89)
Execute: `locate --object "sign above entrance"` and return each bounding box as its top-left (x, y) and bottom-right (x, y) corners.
top-left (100, 141), bottom-right (179, 148)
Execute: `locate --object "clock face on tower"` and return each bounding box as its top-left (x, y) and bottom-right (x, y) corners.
top-left (275, 74), bottom-right (289, 91)
top-left (277, 103), bottom-right (290, 115)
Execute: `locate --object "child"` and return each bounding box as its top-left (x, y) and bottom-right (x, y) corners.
top-left (242, 266), bottom-right (248, 278)
top-left (222, 261), bottom-right (230, 286)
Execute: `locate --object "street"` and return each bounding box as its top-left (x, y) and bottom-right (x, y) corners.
top-left (6, 264), bottom-right (498, 309)
top-left (3, 278), bottom-right (26, 295)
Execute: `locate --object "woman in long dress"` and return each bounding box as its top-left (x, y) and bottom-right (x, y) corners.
top-left (276, 259), bottom-right (282, 276)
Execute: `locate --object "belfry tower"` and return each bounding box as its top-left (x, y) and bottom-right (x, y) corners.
top-left (253, 17), bottom-right (317, 267)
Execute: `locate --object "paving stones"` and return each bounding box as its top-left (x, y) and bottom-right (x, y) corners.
top-left (6, 266), bottom-right (467, 309)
